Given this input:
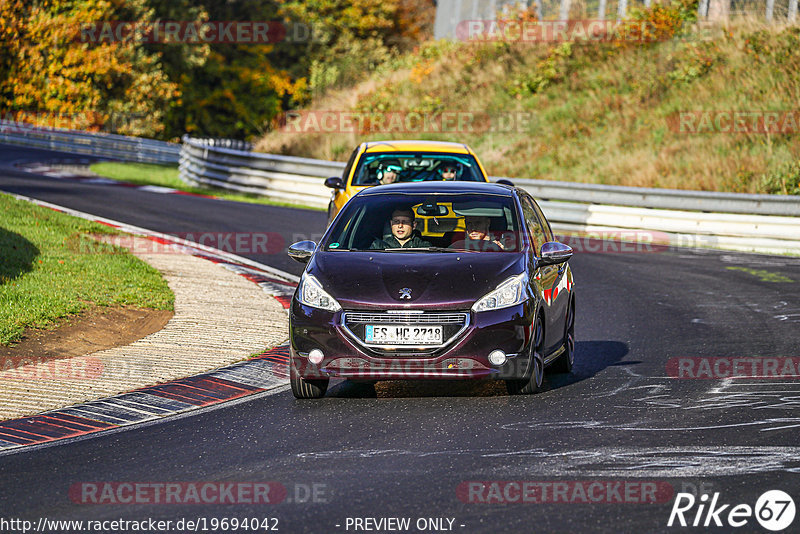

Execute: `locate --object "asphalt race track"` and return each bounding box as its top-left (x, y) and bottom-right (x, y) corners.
top-left (1, 144), bottom-right (800, 533)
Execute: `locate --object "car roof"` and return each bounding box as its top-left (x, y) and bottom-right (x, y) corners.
top-left (359, 181), bottom-right (516, 196)
top-left (361, 140), bottom-right (471, 154)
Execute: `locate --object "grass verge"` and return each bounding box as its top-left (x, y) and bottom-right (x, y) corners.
top-left (0, 193), bottom-right (174, 345)
top-left (89, 162), bottom-right (325, 211)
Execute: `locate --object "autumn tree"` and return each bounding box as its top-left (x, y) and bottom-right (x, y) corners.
top-left (0, 0), bottom-right (435, 140)
top-left (0, 0), bottom-right (178, 137)
top-left (276, 0), bottom-right (435, 97)
top-left (147, 0), bottom-right (303, 140)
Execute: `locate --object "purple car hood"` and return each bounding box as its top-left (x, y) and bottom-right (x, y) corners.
top-left (309, 251), bottom-right (525, 310)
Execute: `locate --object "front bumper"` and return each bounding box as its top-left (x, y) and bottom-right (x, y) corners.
top-left (290, 300), bottom-right (535, 380)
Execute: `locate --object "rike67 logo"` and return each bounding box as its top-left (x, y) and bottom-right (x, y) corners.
top-left (668, 490), bottom-right (796, 531)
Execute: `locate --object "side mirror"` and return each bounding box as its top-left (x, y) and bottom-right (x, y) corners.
top-left (539, 241), bottom-right (573, 265)
top-left (324, 177), bottom-right (344, 189)
top-left (288, 240), bottom-right (317, 263)
top-left (496, 178), bottom-right (514, 186)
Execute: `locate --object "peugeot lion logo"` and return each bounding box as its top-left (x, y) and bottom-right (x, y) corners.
top-left (399, 288), bottom-right (413, 300)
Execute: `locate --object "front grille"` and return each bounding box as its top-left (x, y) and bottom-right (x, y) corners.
top-left (344, 312), bottom-right (466, 324)
top-left (341, 311), bottom-right (469, 353)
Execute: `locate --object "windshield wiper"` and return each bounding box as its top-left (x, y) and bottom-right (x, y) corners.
top-left (384, 247), bottom-right (467, 253)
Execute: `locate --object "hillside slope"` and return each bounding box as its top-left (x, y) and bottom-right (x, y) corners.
top-left (256, 5), bottom-right (800, 194)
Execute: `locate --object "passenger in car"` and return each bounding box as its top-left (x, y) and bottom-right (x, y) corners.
top-left (450, 216), bottom-right (505, 251)
top-left (369, 208), bottom-right (432, 249)
top-left (438, 163), bottom-right (460, 181)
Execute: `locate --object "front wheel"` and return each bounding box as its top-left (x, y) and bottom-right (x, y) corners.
top-left (506, 314), bottom-right (544, 395)
top-left (290, 358), bottom-right (329, 399)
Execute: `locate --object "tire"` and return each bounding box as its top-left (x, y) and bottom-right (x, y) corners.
top-left (290, 358), bottom-right (329, 399)
top-left (550, 296), bottom-right (575, 374)
top-left (506, 314), bottom-right (545, 395)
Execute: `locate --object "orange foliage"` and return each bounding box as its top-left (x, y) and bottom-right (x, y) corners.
top-left (0, 0), bottom-right (178, 137)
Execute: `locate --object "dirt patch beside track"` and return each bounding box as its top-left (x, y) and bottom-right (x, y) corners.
top-left (0, 307), bottom-right (173, 366)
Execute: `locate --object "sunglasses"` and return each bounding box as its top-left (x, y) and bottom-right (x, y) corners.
top-left (384, 165), bottom-right (403, 172)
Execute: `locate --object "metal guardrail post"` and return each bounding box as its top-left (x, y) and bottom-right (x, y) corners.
top-left (698, 0), bottom-right (710, 18)
top-left (559, 0), bottom-right (571, 20)
top-left (617, 0), bottom-right (628, 21)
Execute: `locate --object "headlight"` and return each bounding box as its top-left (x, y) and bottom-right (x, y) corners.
top-left (472, 273), bottom-right (527, 312)
top-left (298, 273), bottom-right (341, 312)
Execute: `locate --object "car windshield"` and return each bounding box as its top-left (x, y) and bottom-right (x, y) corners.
top-left (351, 152), bottom-right (485, 185)
top-left (323, 192), bottom-right (522, 253)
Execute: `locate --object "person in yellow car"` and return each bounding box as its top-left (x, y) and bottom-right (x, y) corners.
top-left (377, 160), bottom-right (403, 185)
top-left (438, 163), bottom-right (461, 181)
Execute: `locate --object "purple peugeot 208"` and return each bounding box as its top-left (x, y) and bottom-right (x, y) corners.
top-left (287, 181), bottom-right (575, 398)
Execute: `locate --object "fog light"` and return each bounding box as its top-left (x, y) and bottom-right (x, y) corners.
top-left (308, 349), bottom-right (324, 365)
top-left (488, 350), bottom-right (507, 366)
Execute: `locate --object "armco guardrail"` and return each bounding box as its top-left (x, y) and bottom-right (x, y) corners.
top-left (508, 178), bottom-right (800, 217)
top-left (179, 136), bottom-right (800, 255)
top-left (3, 123), bottom-right (794, 254)
top-left (180, 136), bottom-right (343, 206)
top-left (0, 120), bottom-right (179, 165)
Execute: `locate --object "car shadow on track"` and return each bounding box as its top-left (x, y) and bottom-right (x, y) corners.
top-left (327, 340), bottom-right (629, 398)
top-left (545, 339), bottom-right (631, 390)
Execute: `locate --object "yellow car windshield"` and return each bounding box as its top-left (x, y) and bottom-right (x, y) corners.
top-left (352, 152), bottom-right (486, 185)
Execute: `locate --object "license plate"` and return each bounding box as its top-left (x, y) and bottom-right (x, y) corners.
top-left (365, 325), bottom-right (443, 345)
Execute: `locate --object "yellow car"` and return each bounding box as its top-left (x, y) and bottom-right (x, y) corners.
top-left (324, 140), bottom-right (494, 224)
